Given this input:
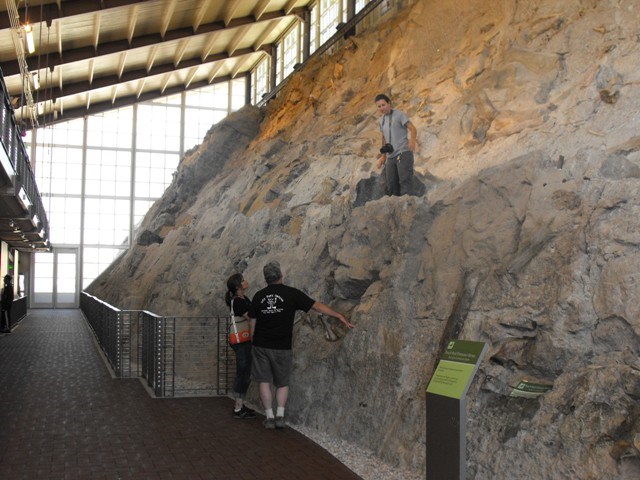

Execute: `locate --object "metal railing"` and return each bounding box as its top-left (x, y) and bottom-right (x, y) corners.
top-left (80, 292), bottom-right (235, 398)
top-left (0, 68), bottom-right (50, 243)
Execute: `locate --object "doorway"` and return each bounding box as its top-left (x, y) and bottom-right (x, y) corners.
top-left (31, 248), bottom-right (79, 308)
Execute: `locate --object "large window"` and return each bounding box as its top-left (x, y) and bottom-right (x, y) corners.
top-left (83, 198), bottom-right (130, 246)
top-left (281, 23), bottom-right (301, 81)
top-left (231, 78), bottom-right (246, 111)
top-left (85, 149), bottom-right (132, 197)
top-left (135, 151), bottom-right (180, 199)
top-left (319, 0), bottom-right (342, 45)
top-left (184, 83), bottom-right (229, 151)
top-left (136, 98), bottom-right (181, 152)
top-left (87, 108), bottom-right (133, 149)
top-left (29, 77), bottom-right (248, 289)
top-left (82, 247), bottom-right (124, 285)
top-left (356, 0), bottom-right (369, 12)
top-left (43, 146), bottom-right (83, 195)
top-left (254, 0), bottom-right (351, 102)
top-left (252, 56), bottom-right (270, 104)
top-left (45, 196), bottom-right (82, 245)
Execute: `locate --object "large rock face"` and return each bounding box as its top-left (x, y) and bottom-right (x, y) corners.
top-left (89, 0), bottom-right (640, 477)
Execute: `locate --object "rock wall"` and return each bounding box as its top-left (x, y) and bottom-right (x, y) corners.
top-left (89, 0), bottom-right (640, 477)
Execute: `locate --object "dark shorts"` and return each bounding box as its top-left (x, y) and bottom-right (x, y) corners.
top-left (251, 346), bottom-right (292, 388)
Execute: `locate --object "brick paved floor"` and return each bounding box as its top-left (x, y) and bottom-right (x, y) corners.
top-left (0, 310), bottom-right (362, 480)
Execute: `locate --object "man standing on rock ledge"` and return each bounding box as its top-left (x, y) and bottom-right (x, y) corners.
top-left (375, 93), bottom-right (418, 196)
top-left (251, 261), bottom-right (354, 430)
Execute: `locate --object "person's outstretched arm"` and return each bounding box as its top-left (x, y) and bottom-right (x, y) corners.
top-left (311, 302), bottom-right (355, 329)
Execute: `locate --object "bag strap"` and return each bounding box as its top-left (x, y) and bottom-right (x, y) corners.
top-left (382, 109), bottom-right (394, 145)
top-left (229, 298), bottom-right (239, 342)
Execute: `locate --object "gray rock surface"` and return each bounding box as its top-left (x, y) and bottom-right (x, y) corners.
top-left (88, 0), bottom-right (640, 477)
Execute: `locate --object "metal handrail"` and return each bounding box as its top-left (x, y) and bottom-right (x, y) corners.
top-left (80, 292), bottom-right (234, 398)
top-left (0, 67), bottom-right (50, 245)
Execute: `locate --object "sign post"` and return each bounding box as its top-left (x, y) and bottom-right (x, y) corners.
top-left (426, 340), bottom-right (487, 480)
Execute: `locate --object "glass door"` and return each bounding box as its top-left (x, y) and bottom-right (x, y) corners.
top-left (31, 248), bottom-right (79, 308)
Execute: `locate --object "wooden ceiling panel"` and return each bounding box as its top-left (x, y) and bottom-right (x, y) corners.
top-left (0, 0), bottom-right (312, 126)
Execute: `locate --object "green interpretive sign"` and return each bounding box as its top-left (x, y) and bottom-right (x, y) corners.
top-left (426, 340), bottom-right (487, 400)
top-left (509, 380), bottom-right (553, 398)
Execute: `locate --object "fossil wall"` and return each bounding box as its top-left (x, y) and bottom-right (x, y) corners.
top-left (88, 0), bottom-right (640, 477)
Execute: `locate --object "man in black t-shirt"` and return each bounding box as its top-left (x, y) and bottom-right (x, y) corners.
top-left (251, 261), bottom-right (354, 429)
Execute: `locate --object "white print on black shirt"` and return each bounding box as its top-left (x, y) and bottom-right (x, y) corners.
top-left (260, 294), bottom-right (284, 314)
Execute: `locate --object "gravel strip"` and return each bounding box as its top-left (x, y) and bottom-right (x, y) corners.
top-left (290, 423), bottom-right (424, 480)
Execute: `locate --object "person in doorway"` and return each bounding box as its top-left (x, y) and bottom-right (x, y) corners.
top-left (225, 273), bottom-right (257, 419)
top-left (251, 261), bottom-right (354, 430)
top-left (374, 93), bottom-right (418, 196)
top-left (1, 275), bottom-right (14, 333)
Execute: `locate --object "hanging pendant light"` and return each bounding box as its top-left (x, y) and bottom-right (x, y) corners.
top-left (24, 23), bottom-right (35, 54)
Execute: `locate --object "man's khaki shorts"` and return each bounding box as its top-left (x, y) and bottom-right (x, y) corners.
top-left (251, 346), bottom-right (292, 388)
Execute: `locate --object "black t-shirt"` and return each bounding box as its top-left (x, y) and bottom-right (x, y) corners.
top-left (251, 284), bottom-right (315, 350)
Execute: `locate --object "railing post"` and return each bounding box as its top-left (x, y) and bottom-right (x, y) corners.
top-left (156, 316), bottom-right (163, 397)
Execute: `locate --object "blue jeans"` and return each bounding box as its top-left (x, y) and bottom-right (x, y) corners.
top-left (231, 342), bottom-right (252, 397)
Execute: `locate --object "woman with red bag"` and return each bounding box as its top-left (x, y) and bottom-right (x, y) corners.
top-left (225, 273), bottom-right (257, 419)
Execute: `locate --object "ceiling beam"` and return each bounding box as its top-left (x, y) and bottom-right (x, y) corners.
top-left (2, 10), bottom-right (290, 77)
top-left (111, 84), bottom-right (119, 104)
top-left (117, 51), bottom-right (128, 78)
top-left (88, 59), bottom-right (95, 85)
top-left (0, 0), bottom-right (155, 29)
top-left (228, 25), bottom-right (251, 56)
top-left (184, 66), bottom-right (199, 88)
top-left (253, 0), bottom-right (274, 21)
top-left (136, 78), bottom-right (147, 99)
top-left (207, 61), bottom-right (224, 83)
top-left (174, 38), bottom-right (191, 67)
top-left (230, 56), bottom-right (251, 79)
top-left (224, 0), bottom-right (244, 26)
top-left (160, 72), bottom-right (172, 94)
top-left (127, 5), bottom-right (139, 44)
top-left (44, 48), bottom-right (257, 101)
top-left (192, 0), bottom-right (212, 32)
top-left (35, 73), bottom-right (246, 126)
top-left (146, 45), bottom-right (159, 72)
top-left (284, 0), bottom-right (298, 15)
top-left (160, 0), bottom-right (179, 38)
top-left (201, 31), bottom-right (221, 61)
top-left (253, 19), bottom-right (281, 51)
top-left (93, 12), bottom-right (102, 50)
top-left (57, 23), bottom-right (63, 55)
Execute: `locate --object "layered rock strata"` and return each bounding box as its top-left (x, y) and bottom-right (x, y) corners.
top-left (89, 0), bottom-right (640, 477)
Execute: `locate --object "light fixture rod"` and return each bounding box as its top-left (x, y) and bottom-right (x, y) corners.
top-left (5, 0), bottom-right (39, 127)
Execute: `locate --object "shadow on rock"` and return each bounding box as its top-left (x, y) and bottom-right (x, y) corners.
top-left (354, 171), bottom-right (433, 206)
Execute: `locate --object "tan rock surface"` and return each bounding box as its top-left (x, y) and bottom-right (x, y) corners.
top-left (89, 0), bottom-right (640, 477)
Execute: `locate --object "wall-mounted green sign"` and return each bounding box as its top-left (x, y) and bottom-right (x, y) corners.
top-left (509, 380), bottom-right (553, 398)
top-left (426, 340), bottom-right (487, 400)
